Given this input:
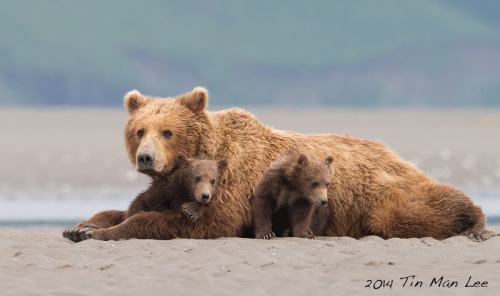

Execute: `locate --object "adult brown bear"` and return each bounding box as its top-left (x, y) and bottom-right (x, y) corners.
top-left (63, 87), bottom-right (485, 241)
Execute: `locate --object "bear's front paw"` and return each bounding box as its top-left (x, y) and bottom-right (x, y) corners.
top-left (256, 231), bottom-right (276, 240)
top-left (182, 204), bottom-right (199, 222)
top-left (63, 227), bottom-right (91, 242)
top-left (63, 224), bottom-right (101, 242)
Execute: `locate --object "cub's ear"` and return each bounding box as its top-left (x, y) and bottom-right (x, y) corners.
top-left (124, 90), bottom-right (150, 115)
top-left (297, 154), bottom-right (309, 167)
top-left (176, 86), bottom-right (208, 113)
top-left (325, 156), bottom-right (334, 166)
top-left (217, 159), bottom-right (228, 172)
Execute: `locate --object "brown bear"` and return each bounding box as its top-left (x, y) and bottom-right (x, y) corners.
top-left (127, 154), bottom-right (227, 222)
top-left (63, 87), bottom-right (486, 242)
top-left (253, 151), bottom-right (333, 239)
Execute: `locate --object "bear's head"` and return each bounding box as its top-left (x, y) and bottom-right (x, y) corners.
top-left (177, 154), bottom-right (227, 204)
top-left (289, 154), bottom-right (334, 207)
top-left (124, 87), bottom-right (213, 178)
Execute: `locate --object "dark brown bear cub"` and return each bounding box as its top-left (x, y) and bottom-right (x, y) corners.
top-left (252, 151), bottom-right (334, 239)
top-left (127, 154), bottom-right (227, 222)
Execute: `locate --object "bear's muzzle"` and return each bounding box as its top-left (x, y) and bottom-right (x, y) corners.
top-left (137, 152), bottom-right (155, 172)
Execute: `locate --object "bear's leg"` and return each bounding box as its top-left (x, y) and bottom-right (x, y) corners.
top-left (368, 183), bottom-right (486, 239)
top-left (182, 202), bottom-right (204, 222)
top-left (62, 210), bottom-right (127, 242)
top-left (82, 206), bottom-right (247, 240)
top-left (368, 195), bottom-right (444, 239)
top-left (83, 211), bottom-right (181, 240)
top-left (77, 210), bottom-right (128, 228)
top-left (252, 195), bottom-right (276, 239)
top-left (289, 200), bottom-right (316, 239)
top-left (416, 183), bottom-right (485, 238)
top-left (310, 206), bottom-right (331, 237)
top-left (421, 183), bottom-right (486, 237)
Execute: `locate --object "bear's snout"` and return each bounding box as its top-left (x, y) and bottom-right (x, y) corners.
top-left (320, 199), bottom-right (328, 206)
top-left (201, 193), bottom-right (210, 203)
top-left (137, 152), bottom-right (155, 171)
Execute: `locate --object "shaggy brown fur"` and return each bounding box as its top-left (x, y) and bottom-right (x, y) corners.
top-left (127, 154), bottom-right (226, 222)
top-left (63, 87), bottom-right (486, 242)
top-left (253, 151), bottom-right (333, 239)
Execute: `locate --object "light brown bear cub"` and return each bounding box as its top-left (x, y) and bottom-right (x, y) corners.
top-left (127, 154), bottom-right (227, 222)
top-left (253, 151), bottom-right (334, 239)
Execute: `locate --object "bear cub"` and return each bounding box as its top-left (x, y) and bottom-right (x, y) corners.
top-left (252, 150), bottom-right (334, 239)
top-left (127, 154), bottom-right (227, 222)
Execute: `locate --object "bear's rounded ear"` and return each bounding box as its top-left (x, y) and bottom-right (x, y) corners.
top-left (124, 90), bottom-right (150, 115)
top-left (217, 159), bottom-right (228, 172)
top-left (176, 86), bottom-right (208, 113)
top-left (325, 156), bottom-right (334, 166)
top-left (297, 154), bottom-right (309, 167)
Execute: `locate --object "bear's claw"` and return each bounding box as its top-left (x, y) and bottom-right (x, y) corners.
top-left (182, 204), bottom-right (199, 222)
top-left (63, 227), bottom-right (84, 242)
top-left (259, 232), bottom-right (276, 239)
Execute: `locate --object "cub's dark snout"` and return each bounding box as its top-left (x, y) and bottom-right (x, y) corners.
top-left (201, 193), bottom-right (210, 203)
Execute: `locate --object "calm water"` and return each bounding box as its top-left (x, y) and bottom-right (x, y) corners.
top-left (1, 187), bottom-right (499, 227)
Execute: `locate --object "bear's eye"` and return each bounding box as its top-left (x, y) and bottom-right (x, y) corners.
top-left (195, 176), bottom-right (201, 182)
top-left (311, 182), bottom-right (318, 188)
top-left (210, 179), bottom-right (216, 185)
top-left (137, 129), bottom-right (144, 139)
top-left (325, 182), bottom-right (330, 187)
top-left (163, 130), bottom-right (173, 139)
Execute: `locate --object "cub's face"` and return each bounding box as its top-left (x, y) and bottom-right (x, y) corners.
top-left (123, 87), bottom-right (209, 178)
top-left (182, 157), bottom-right (227, 204)
top-left (293, 154), bottom-right (334, 207)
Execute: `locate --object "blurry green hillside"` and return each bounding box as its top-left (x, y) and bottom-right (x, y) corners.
top-left (0, 0), bottom-right (499, 107)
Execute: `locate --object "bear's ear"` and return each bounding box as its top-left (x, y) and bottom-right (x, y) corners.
top-left (217, 159), bottom-right (228, 172)
top-left (176, 86), bottom-right (208, 113)
top-left (325, 156), bottom-right (334, 166)
top-left (124, 90), bottom-right (150, 115)
top-left (297, 154), bottom-right (309, 167)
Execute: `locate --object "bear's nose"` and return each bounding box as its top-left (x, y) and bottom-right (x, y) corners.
top-left (137, 152), bottom-right (155, 170)
top-left (320, 199), bottom-right (328, 206)
top-left (201, 193), bottom-right (210, 203)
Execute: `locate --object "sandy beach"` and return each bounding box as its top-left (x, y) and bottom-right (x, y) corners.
top-left (0, 227), bottom-right (499, 295)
